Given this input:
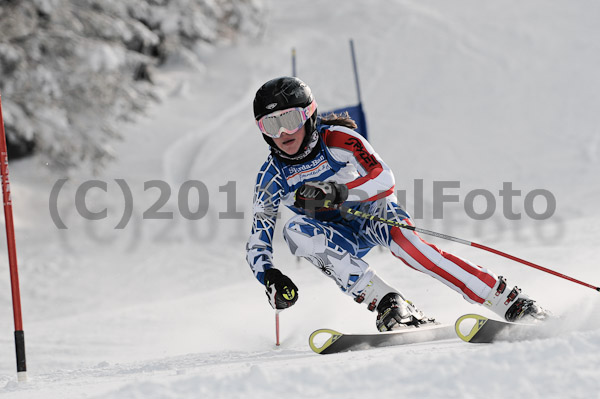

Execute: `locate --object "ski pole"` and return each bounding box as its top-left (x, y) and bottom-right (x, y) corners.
top-left (329, 203), bottom-right (600, 292)
top-left (275, 310), bottom-right (281, 346)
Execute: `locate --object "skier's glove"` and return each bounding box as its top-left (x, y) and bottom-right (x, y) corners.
top-left (264, 268), bottom-right (298, 310)
top-left (294, 181), bottom-right (348, 210)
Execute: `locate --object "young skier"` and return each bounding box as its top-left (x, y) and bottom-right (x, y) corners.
top-left (246, 76), bottom-right (547, 331)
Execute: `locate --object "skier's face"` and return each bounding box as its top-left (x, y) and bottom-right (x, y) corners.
top-left (273, 125), bottom-right (306, 155)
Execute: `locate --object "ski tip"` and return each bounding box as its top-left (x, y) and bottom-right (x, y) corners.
top-left (455, 314), bottom-right (489, 343)
top-left (308, 328), bottom-right (342, 354)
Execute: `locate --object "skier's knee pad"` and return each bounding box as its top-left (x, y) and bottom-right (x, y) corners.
top-left (283, 215), bottom-right (373, 296)
top-left (283, 215), bottom-right (327, 257)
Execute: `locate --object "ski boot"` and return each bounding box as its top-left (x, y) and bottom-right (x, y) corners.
top-left (484, 276), bottom-right (548, 322)
top-left (375, 293), bottom-right (435, 332)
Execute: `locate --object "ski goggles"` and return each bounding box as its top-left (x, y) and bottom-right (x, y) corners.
top-left (256, 101), bottom-right (318, 138)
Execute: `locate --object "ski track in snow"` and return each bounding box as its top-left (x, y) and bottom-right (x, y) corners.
top-left (3, 331), bottom-right (600, 399)
top-left (1, 0), bottom-right (600, 397)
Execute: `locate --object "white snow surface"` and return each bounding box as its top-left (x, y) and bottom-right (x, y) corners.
top-left (2, 1), bottom-right (600, 398)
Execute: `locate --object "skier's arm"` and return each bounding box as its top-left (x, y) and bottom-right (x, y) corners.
top-left (323, 127), bottom-right (395, 202)
top-left (246, 161), bottom-right (283, 285)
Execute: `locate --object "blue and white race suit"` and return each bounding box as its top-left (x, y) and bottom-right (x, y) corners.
top-left (246, 124), bottom-right (499, 308)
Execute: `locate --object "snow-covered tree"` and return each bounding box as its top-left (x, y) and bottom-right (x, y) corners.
top-left (0, 0), bottom-right (263, 170)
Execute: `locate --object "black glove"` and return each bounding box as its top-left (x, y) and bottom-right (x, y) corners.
top-left (264, 268), bottom-right (298, 310)
top-left (294, 181), bottom-right (348, 210)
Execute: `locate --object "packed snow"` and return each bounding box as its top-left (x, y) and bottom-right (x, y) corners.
top-left (1, 0), bottom-right (600, 398)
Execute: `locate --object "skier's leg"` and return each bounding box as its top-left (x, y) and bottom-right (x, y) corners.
top-left (283, 214), bottom-right (430, 330)
top-left (388, 219), bottom-right (497, 304)
top-left (367, 200), bottom-right (547, 322)
top-left (283, 214), bottom-right (378, 300)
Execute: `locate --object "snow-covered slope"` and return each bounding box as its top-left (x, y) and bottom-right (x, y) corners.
top-left (1, 0), bottom-right (600, 397)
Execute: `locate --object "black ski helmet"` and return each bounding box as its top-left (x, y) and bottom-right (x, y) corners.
top-left (253, 77), bottom-right (320, 163)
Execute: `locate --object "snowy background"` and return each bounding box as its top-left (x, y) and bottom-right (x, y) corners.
top-left (1, 0), bottom-right (600, 398)
top-left (0, 0), bottom-right (263, 167)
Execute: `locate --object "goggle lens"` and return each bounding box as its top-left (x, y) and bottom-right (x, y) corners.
top-left (256, 101), bottom-right (317, 138)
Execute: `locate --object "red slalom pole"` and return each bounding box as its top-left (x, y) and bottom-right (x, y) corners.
top-left (0, 94), bottom-right (27, 382)
top-left (335, 204), bottom-right (600, 293)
